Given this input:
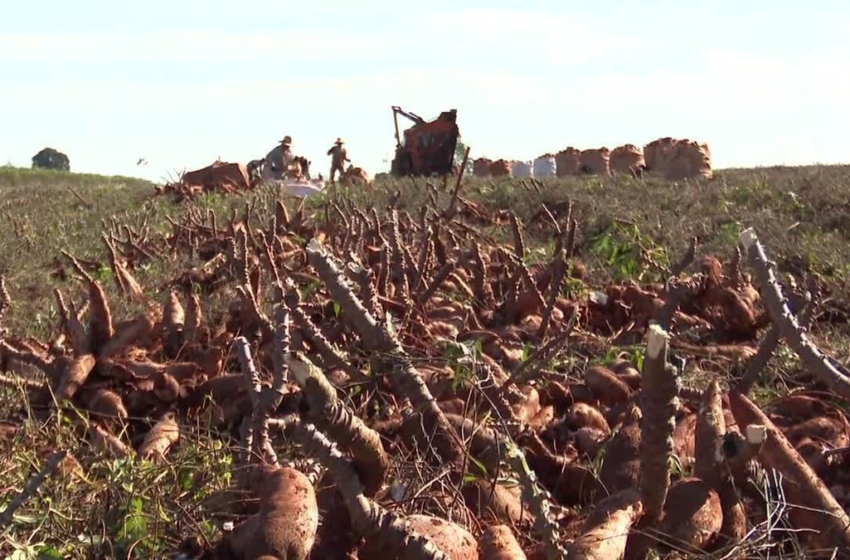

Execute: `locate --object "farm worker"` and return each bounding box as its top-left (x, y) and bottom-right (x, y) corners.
top-left (327, 138), bottom-right (350, 184)
top-left (263, 135), bottom-right (295, 182)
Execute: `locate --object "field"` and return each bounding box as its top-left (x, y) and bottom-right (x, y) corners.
top-left (1, 161), bottom-right (850, 559)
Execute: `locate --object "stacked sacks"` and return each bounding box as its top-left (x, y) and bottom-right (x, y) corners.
top-left (610, 144), bottom-right (646, 176)
top-left (488, 159), bottom-right (512, 177)
top-left (643, 137), bottom-right (712, 180)
top-left (666, 140), bottom-right (712, 180)
top-left (471, 137), bottom-right (710, 181)
top-left (472, 158), bottom-right (492, 177)
top-left (533, 154), bottom-right (557, 178)
top-left (555, 147), bottom-right (581, 177)
top-left (643, 137), bottom-right (677, 175)
top-left (579, 148), bottom-right (611, 176)
top-left (511, 160), bottom-right (534, 178)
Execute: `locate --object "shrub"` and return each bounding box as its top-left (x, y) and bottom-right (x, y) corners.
top-left (31, 147), bottom-right (70, 171)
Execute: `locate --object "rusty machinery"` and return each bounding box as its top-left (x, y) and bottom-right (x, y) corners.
top-left (390, 105), bottom-right (460, 177)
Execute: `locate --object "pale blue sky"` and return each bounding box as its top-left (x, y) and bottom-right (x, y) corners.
top-left (1, 1), bottom-right (848, 182)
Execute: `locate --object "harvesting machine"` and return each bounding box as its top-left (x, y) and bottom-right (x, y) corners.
top-left (390, 105), bottom-right (460, 177)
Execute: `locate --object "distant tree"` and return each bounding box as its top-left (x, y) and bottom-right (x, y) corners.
top-left (454, 139), bottom-right (473, 177)
top-left (31, 147), bottom-right (70, 171)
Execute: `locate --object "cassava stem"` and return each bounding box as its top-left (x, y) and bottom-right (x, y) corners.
top-left (538, 247), bottom-right (568, 340)
top-left (728, 389), bottom-right (850, 553)
top-left (639, 323), bottom-right (678, 524)
top-left (305, 239), bottom-right (389, 351)
top-left (695, 381), bottom-right (753, 545)
top-left (739, 228), bottom-right (850, 399)
top-left (277, 417), bottom-right (451, 560)
top-left (283, 279), bottom-right (363, 382)
top-left (503, 438), bottom-right (568, 560)
top-left (305, 238), bottom-right (464, 464)
top-left (250, 281), bottom-right (293, 468)
top-left (736, 278), bottom-right (818, 395)
top-left (286, 353), bottom-right (389, 496)
top-left (234, 336), bottom-right (277, 466)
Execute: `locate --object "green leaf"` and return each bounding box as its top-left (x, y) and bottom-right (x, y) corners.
top-left (11, 513), bottom-right (40, 524)
top-left (521, 342), bottom-right (533, 362)
top-left (178, 468), bottom-right (195, 492)
top-left (129, 495), bottom-right (144, 514)
top-left (467, 455), bottom-right (489, 478)
top-left (36, 545), bottom-right (65, 559)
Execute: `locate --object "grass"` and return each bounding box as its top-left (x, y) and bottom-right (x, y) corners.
top-left (1, 162), bottom-right (849, 557)
top-left (0, 416), bottom-right (234, 558)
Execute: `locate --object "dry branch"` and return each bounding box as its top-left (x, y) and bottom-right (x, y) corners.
top-left (0, 450), bottom-right (68, 530)
top-left (440, 145), bottom-right (471, 223)
top-left (668, 236), bottom-right (697, 278)
top-left (0, 372), bottom-right (46, 392)
top-left (0, 275), bottom-right (10, 339)
top-left (504, 315), bottom-right (576, 391)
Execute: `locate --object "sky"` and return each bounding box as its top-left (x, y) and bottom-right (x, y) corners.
top-left (1, 1), bottom-right (849, 183)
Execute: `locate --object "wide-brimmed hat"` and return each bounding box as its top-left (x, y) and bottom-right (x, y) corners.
top-left (334, 138), bottom-right (344, 145)
top-left (280, 135), bottom-right (292, 146)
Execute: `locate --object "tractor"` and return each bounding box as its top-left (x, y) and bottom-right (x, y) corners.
top-left (390, 106), bottom-right (461, 177)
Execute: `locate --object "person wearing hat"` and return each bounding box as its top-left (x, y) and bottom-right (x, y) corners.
top-left (262, 135), bottom-right (296, 182)
top-left (326, 137), bottom-right (350, 184)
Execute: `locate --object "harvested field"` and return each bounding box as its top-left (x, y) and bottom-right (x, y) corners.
top-left (2, 162), bottom-right (850, 559)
